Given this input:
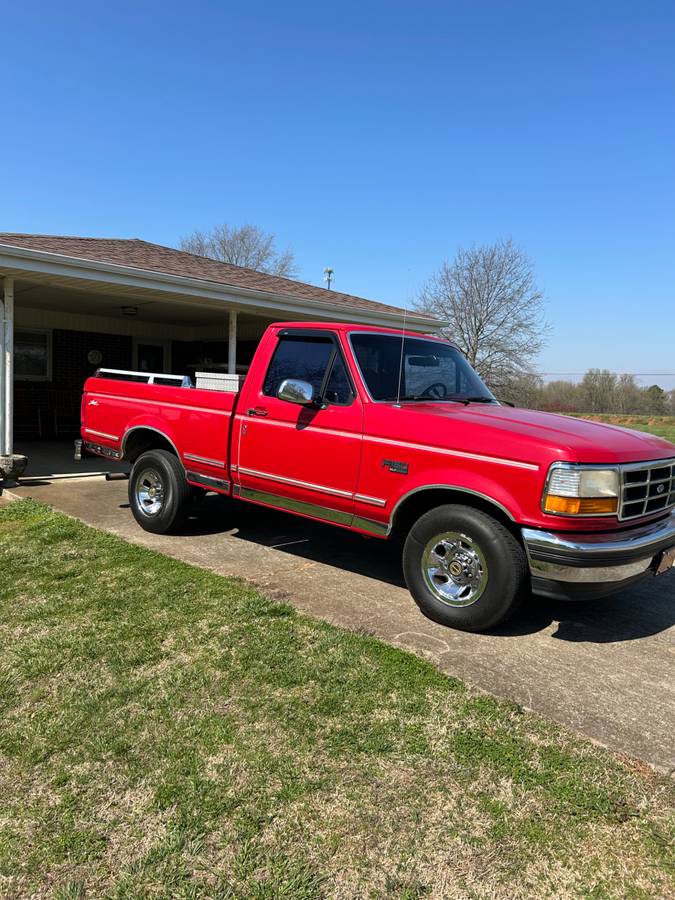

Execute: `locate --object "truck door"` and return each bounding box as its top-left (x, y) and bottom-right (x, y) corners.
top-left (236, 329), bottom-right (362, 523)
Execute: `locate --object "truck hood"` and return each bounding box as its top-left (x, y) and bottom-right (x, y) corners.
top-left (398, 402), bottom-right (675, 465)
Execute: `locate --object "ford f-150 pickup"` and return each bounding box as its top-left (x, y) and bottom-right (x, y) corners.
top-left (79, 322), bottom-right (675, 631)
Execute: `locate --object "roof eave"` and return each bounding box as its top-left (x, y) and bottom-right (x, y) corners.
top-left (0, 243), bottom-right (442, 331)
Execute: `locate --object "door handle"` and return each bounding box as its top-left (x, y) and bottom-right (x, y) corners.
top-left (247, 407), bottom-right (268, 417)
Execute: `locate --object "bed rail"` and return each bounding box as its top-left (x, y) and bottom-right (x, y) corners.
top-left (94, 368), bottom-right (193, 387)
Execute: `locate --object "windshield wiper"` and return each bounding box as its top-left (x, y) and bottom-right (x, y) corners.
top-left (388, 395), bottom-right (473, 404)
top-left (381, 395), bottom-right (496, 405)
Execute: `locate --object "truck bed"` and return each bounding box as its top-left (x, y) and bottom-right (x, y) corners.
top-left (81, 374), bottom-right (239, 486)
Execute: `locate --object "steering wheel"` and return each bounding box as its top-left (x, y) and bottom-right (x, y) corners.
top-left (421, 382), bottom-right (447, 399)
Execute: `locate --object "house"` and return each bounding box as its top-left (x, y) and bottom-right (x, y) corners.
top-left (0, 234), bottom-right (438, 477)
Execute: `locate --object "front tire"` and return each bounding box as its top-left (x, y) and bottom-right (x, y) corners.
top-left (402, 504), bottom-right (527, 632)
top-left (129, 449), bottom-right (191, 534)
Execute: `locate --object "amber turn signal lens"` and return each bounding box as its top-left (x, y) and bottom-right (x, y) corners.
top-left (544, 496), bottom-right (618, 515)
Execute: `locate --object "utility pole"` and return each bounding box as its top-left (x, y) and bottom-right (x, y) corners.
top-left (323, 267), bottom-right (334, 290)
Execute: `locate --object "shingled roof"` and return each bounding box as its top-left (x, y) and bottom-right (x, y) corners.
top-left (0, 233), bottom-right (424, 320)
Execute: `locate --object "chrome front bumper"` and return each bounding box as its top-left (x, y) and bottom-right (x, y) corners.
top-left (522, 512), bottom-right (675, 599)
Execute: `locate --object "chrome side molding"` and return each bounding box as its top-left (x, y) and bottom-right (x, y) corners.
top-left (184, 452), bottom-right (226, 468)
top-left (236, 485), bottom-right (388, 536)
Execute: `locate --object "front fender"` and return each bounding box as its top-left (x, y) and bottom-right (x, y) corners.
top-left (387, 464), bottom-right (531, 525)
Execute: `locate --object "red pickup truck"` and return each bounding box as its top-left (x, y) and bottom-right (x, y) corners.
top-left (79, 322), bottom-right (675, 632)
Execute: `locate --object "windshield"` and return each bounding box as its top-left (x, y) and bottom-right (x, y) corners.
top-left (349, 333), bottom-right (495, 403)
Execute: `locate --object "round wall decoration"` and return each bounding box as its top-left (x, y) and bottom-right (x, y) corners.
top-left (88, 349), bottom-right (103, 365)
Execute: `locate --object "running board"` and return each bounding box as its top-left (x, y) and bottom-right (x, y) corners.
top-left (186, 471), bottom-right (231, 493)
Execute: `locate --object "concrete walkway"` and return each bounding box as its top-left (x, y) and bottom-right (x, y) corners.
top-left (3, 466), bottom-right (674, 771)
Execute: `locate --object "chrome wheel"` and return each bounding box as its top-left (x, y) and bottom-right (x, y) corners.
top-left (422, 531), bottom-right (488, 607)
top-left (135, 468), bottom-right (165, 516)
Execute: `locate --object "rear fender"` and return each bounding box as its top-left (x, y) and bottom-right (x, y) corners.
top-left (121, 418), bottom-right (182, 463)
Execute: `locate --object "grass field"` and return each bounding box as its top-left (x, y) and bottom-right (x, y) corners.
top-left (570, 413), bottom-right (675, 444)
top-left (0, 499), bottom-right (673, 899)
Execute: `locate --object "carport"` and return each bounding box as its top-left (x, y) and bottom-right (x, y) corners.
top-left (0, 234), bottom-right (438, 480)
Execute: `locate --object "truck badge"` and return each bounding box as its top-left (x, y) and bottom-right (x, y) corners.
top-left (383, 459), bottom-right (409, 475)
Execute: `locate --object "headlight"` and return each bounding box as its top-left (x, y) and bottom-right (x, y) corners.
top-left (543, 464), bottom-right (619, 516)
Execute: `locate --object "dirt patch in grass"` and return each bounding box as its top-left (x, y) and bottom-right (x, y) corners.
top-left (0, 499), bottom-right (673, 898)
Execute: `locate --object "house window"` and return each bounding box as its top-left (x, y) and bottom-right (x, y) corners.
top-left (15, 329), bottom-right (52, 381)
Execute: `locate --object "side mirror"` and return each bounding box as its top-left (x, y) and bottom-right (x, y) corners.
top-left (277, 378), bottom-right (315, 405)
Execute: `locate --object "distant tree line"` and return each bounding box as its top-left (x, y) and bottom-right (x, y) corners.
top-left (499, 369), bottom-right (675, 415)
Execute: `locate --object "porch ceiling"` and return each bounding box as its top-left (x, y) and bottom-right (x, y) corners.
top-left (11, 275), bottom-right (304, 332)
top-left (8, 272), bottom-right (317, 327)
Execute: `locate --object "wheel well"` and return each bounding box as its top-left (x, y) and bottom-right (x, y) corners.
top-left (123, 428), bottom-right (178, 463)
top-left (391, 487), bottom-right (518, 539)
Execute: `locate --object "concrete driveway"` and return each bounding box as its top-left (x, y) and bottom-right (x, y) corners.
top-left (4, 453), bottom-right (674, 772)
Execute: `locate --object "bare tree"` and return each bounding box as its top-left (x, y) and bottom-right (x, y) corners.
top-left (539, 379), bottom-right (582, 412)
top-left (615, 373), bottom-right (643, 414)
top-left (580, 369), bottom-right (618, 413)
top-left (414, 239), bottom-right (548, 395)
top-left (180, 223), bottom-right (298, 278)
top-left (500, 371), bottom-right (544, 408)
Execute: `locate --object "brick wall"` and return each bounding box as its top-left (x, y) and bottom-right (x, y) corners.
top-left (14, 329), bottom-right (263, 440)
top-left (15, 329), bottom-right (132, 438)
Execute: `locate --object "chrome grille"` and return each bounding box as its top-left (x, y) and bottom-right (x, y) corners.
top-left (620, 458), bottom-right (675, 520)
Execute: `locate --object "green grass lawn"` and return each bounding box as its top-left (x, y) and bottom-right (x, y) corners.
top-left (0, 500), bottom-right (673, 899)
top-left (571, 413), bottom-right (675, 444)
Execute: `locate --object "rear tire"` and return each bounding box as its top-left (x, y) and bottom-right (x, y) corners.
top-left (129, 449), bottom-right (191, 534)
top-left (402, 504), bottom-right (527, 632)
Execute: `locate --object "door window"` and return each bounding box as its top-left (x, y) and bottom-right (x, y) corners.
top-left (263, 336), bottom-right (334, 398)
top-left (263, 334), bottom-right (355, 404)
top-left (324, 353), bottom-right (353, 404)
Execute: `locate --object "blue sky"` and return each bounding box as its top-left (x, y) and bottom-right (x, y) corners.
top-left (3, 1), bottom-right (674, 384)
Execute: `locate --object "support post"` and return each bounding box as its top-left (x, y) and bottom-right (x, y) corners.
top-left (0, 276), bottom-right (26, 484)
top-left (0, 279), bottom-right (8, 457)
top-left (3, 277), bottom-right (14, 457)
top-left (228, 310), bottom-right (237, 375)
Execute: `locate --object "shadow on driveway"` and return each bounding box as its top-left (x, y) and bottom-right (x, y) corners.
top-left (149, 493), bottom-right (675, 645)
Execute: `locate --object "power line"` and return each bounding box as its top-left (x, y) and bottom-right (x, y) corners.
top-left (540, 372), bottom-right (675, 377)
